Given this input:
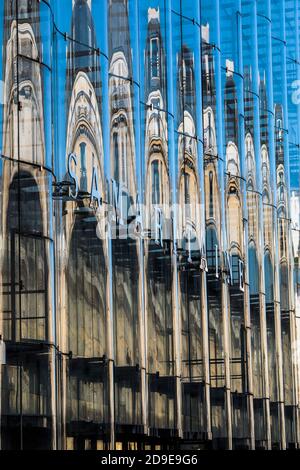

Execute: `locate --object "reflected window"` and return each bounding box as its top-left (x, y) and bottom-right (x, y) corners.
top-left (151, 160), bottom-right (161, 205)
top-left (202, 47), bottom-right (216, 104)
top-left (225, 78), bottom-right (238, 143)
top-left (276, 118), bottom-right (283, 140)
top-left (208, 112), bottom-right (212, 149)
top-left (184, 172), bottom-right (191, 219)
top-left (20, 37), bottom-right (33, 58)
top-left (113, 133), bottom-right (119, 181)
top-left (209, 171), bottom-right (214, 218)
top-left (206, 227), bottom-right (218, 270)
top-left (279, 219), bottom-right (285, 254)
top-left (67, 216), bottom-right (106, 357)
top-left (264, 253), bottom-right (274, 304)
top-left (249, 246), bottom-right (259, 296)
top-left (66, 215), bottom-right (108, 444)
top-left (205, 55), bottom-right (211, 95)
top-left (182, 57), bottom-right (193, 98)
top-left (3, 173), bottom-right (49, 343)
top-left (280, 264), bottom-right (289, 312)
top-left (79, 142), bottom-right (87, 191)
top-left (121, 128), bottom-right (127, 185)
top-left (150, 37), bottom-right (160, 78)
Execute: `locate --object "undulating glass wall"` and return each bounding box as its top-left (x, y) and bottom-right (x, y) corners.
top-left (0, 0), bottom-right (299, 451)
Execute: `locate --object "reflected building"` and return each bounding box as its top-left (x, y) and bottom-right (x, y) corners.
top-left (108, 0), bottom-right (142, 447)
top-left (202, 24), bottom-right (226, 448)
top-left (176, 42), bottom-right (206, 440)
top-left (0, 0), bottom-right (300, 451)
top-left (275, 102), bottom-right (296, 444)
top-left (143, 6), bottom-right (175, 437)
top-left (224, 60), bottom-right (251, 448)
top-left (60, 0), bottom-right (108, 450)
top-left (1, 0), bottom-right (55, 450)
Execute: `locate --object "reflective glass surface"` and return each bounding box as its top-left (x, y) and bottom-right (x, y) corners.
top-left (0, 0), bottom-right (299, 451)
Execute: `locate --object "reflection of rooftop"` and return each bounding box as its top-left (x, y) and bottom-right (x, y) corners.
top-left (226, 59), bottom-right (234, 76)
top-left (201, 24), bottom-right (210, 43)
top-left (148, 7), bottom-right (160, 23)
top-left (73, 0), bottom-right (91, 8)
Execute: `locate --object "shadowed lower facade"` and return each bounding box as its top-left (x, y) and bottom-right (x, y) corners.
top-left (0, 0), bottom-right (300, 451)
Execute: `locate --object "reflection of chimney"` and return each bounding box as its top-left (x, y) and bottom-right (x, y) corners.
top-left (73, 0), bottom-right (91, 9)
top-left (226, 59), bottom-right (234, 77)
top-left (80, 142), bottom-right (87, 192)
top-left (201, 24), bottom-right (209, 43)
top-left (291, 190), bottom-right (300, 254)
top-left (148, 7), bottom-right (160, 23)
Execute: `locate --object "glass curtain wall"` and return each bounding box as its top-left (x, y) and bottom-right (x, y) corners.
top-left (257, 0), bottom-right (285, 448)
top-left (200, 0), bottom-right (229, 450)
top-left (242, 0), bottom-right (271, 449)
top-left (0, 0), bottom-right (299, 451)
top-left (220, 0), bottom-right (253, 449)
top-left (0, 0), bottom-right (56, 450)
top-left (53, 0), bottom-right (110, 451)
top-left (271, 0), bottom-right (297, 448)
top-left (108, 0), bottom-right (142, 449)
top-left (172, 0), bottom-right (209, 447)
top-left (284, 0), bottom-right (300, 447)
top-left (139, 1), bottom-right (176, 448)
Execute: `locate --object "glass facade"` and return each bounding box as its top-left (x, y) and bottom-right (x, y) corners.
top-left (0, 0), bottom-right (299, 451)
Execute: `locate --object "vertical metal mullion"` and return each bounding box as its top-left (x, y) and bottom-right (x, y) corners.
top-left (284, 0), bottom-right (300, 448)
top-left (292, 1), bottom-right (300, 446)
top-left (165, 0), bottom-right (182, 439)
top-left (197, 0), bottom-right (212, 443)
top-left (132, 0), bottom-right (148, 437)
top-left (46, 230), bottom-right (58, 450)
top-left (275, 0), bottom-right (295, 448)
top-left (266, 0), bottom-right (286, 448)
top-left (11, 231), bottom-right (16, 343)
top-left (250, 1), bottom-right (271, 449)
top-left (15, 0), bottom-right (23, 450)
top-left (214, 0), bottom-right (233, 449)
top-left (101, 0), bottom-right (115, 449)
top-left (235, 0), bottom-right (255, 450)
